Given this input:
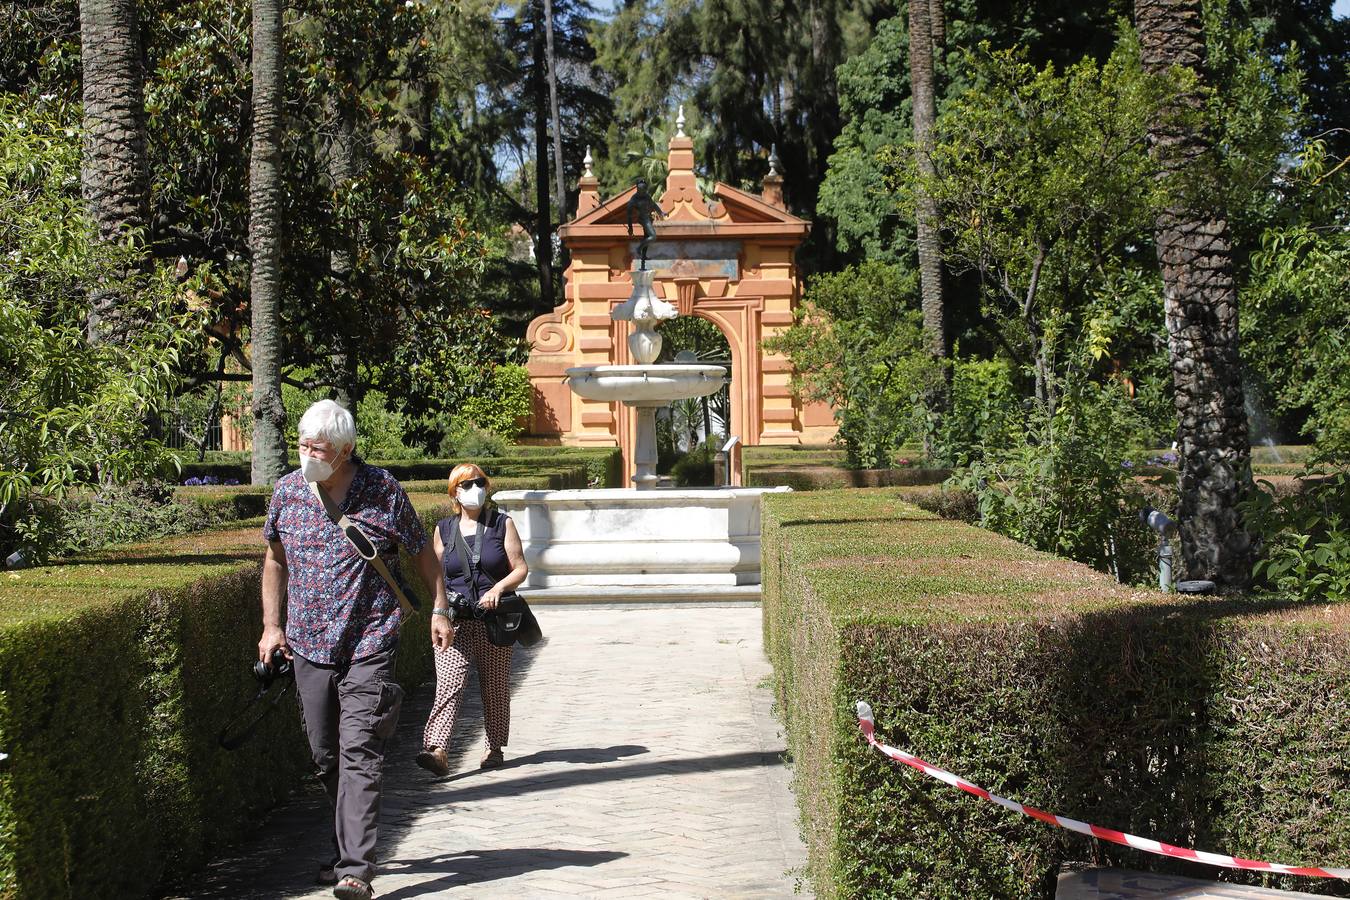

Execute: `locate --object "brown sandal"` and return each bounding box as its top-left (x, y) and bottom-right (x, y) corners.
top-left (333, 875), bottom-right (373, 900)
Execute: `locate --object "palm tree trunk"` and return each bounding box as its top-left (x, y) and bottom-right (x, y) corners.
top-left (325, 91), bottom-right (362, 409)
top-left (1136, 0), bottom-right (1253, 588)
top-left (531, 0), bottom-right (555, 312)
top-left (79, 0), bottom-right (149, 345)
top-left (928, 0), bottom-right (945, 49)
top-left (544, 0), bottom-right (566, 218)
top-left (908, 0), bottom-right (944, 363)
top-left (249, 0), bottom-right (288, 484)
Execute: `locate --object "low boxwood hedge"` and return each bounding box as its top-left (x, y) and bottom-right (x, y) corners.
top-left (175, 447), bottom-right (624, 489)
top-left (0, 503), bottom-right (447, 899)
top-left (747, 465), bottom-right (951, 491)
top-left (763, 488), bottom-right (1350, 899)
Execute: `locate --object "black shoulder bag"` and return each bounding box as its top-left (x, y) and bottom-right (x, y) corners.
top-left (451, 513), bottom-right (542, 649)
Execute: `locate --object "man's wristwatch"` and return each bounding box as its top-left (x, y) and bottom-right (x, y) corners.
top-left (431, 607), bottom-right (453, 619)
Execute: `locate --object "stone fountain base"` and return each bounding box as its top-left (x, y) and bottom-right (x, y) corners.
top-left (492, 486), bottom-right (790, 601)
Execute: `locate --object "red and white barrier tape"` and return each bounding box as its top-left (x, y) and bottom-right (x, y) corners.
top-left (855, 701), bottom-right (1350, 880)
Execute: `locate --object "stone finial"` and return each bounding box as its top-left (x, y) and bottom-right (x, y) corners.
top-left (575, 146), bottom-right (601, 217)
top-left (676, 105), bottom-right (686, 138)
top-left (761, 144), bottom-right (786, 210)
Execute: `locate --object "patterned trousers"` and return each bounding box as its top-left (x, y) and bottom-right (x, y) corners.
top-left (423, 619), bottom-right (513, 752)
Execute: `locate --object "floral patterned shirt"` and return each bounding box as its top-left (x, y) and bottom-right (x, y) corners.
top-left (263, 460), bottom-right (426, 665)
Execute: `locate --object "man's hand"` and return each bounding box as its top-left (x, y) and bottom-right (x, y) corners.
top-left (431, 615), bottom-right (454, 651)
top-left (259, 624), bottom-right (291, 663)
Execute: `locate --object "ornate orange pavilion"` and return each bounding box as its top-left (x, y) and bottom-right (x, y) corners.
top-left (521, 124), bottom-right (837, 474)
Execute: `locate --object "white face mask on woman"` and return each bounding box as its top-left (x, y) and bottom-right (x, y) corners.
top-left (457, 485), bottom-right (486, 509)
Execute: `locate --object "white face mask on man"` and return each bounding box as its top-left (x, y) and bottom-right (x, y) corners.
top-left (299, 454), bottom-right (335, 483)
top-left (457, 484), bottom-right (487, 509)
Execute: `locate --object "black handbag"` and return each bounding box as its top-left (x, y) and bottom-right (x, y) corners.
top-left (482, 593), bottom-right (543, 648)
top-left (450, 514), bottom-right (542, 649)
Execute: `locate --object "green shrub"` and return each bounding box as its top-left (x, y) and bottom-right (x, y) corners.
top-left (671, 445), bottom-right (716, 486)
top-left (763, 262), bottom-right (941, 469)
top-left (459, 364), bottom-right (532, 440)
top-left (933, 358), bottom-right (1022, 467)
top-left (762, 488), bottom-right (1350, 899)
top-left (440, 423), bottom-right (512, 458)
top-left (1245, 471), bottom-right (1350, 601)
top-left (952, 379), bottom-right (1155, 583)
top-left (0, 504), bottom-right (444, 898)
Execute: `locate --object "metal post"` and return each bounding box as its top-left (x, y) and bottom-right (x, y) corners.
top-left (1158, 537), bottom-right (1173, 592)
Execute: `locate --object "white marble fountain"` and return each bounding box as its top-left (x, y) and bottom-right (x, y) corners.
top-left (492, 268), bottom-right (788, 602)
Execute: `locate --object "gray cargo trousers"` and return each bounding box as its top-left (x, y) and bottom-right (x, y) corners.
top-left (293, 644), bottom-right (405, 884)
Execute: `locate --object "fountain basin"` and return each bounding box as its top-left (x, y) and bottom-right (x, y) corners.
top-left (493, 487), bottom-right (790, 593)
top-left (566, 364), bottom-right (726, 405)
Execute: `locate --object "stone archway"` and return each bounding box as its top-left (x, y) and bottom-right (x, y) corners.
top-left (520, 125), bottom-right (837, 484)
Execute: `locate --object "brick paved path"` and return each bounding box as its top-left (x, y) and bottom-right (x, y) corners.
top-left (176, 605), bottom-right (808, 899)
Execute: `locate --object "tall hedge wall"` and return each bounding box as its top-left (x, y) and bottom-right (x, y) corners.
top-left (0, 504), bottom-right (446, 899)
top-left (762, 488), bottom-right (1350, 899)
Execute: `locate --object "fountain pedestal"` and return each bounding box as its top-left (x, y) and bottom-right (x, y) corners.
top-left (493, 486), bottom-right (790, 599)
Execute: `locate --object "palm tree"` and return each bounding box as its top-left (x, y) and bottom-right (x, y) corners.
top-left (909, 0), bottom-right (944, 363)
top-left (529, 0), bottom-right (555, 311)
top-left (79, 0), bottom-right (149, 345)
top-left (1135, 0), bottom-right (1253, 588)
top-left (909, 0), bottom-right (947, 459)
top-left (544, 0), bottom-right (567, 219)
top-left (249, 0), bottom-right (288, 484)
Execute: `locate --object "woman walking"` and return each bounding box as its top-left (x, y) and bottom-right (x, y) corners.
top-left (417, 463), bottom-right (529, 776)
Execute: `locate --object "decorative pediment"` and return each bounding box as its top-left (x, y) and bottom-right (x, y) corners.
top-left (565, 182), bottom-right (808, 230)
top-left (569, 186), bottom-right (640, 227)
top-left (709, 183), bottom-right (809, 226)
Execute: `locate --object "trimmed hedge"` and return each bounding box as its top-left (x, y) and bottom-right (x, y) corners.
top-left (0, 503), bottom-right (447, 899)
top-left (176, 447), bottom-right (624, 489)
top-left (747, 465), bottom-right (951, 491)
top-left (762, 488), bottom-right (1350, 899)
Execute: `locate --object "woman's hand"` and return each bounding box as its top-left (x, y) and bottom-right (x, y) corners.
top-left (479, 587), bottom-right (503, 610)
top-left (431, 615), bottom-right (455, 651)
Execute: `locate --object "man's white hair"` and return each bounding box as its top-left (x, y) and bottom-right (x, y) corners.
top-left (297, 399), bottom-right (356, 452)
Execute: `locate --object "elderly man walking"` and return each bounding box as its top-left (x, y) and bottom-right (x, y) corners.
top-left (258, 399), bottom-right (449, 900)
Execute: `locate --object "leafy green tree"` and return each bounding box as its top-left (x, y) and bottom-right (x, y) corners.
top-left (765, 262), bottom-right (939, 468)
top-left (0, 96), bottom-right (204, 559)
top-left (593, 0), bottom-right (879, 263)
top-left (817, 16), bottom-right (912, 263)
top-left (907, 39), bottom-right (1170, 413)
top-left (472, 0), bottom-right (611, 312)
top-left (1243, 144), bottom-right (1350, 460)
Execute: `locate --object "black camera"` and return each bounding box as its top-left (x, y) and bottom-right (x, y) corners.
top-left (253, 648), bottom-right (293, 685)
top-left (449, 590), bottom-right (474, 617)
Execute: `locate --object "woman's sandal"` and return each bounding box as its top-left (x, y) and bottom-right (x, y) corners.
top-left (333, 875), bottom-right (373, 900)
